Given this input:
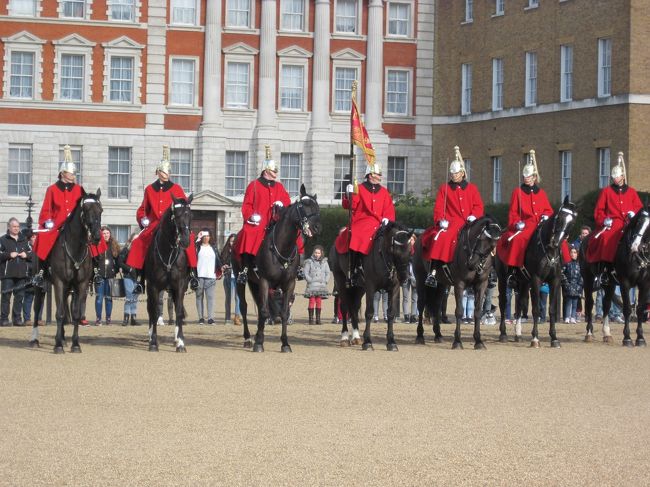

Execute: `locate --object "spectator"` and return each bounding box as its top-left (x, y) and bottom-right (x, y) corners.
top-left (572, 225), bottom-right (592, 249)
top-left (94, 226), bottom-right (120, 326)
top-left (373, 290), bottom-right (388, 322)
top-left (117, 232), bottom-right (140, 326)
top-left (195, 228), bottom-right (222, 325)
top-left (0, 218), bottom-right (31, 326)
top-left (480, 267), bottom-right (497, 325)
top-left (303, 245), bottom-right (330, 325)
top-left (462, 288), bottom-right (475, 324)
top-left (22, 231), bottom-right (38, 326)
top-left (562, 246), bottom-right (583, 324)
top-left (220, 233), bottom-right (241, 326)
top-left (538, 282), bottom-right (549, 323)
top-left (401, 257), bottom-right (418, 323)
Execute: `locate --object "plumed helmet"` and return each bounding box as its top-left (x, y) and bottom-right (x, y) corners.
top-left (611, 151), bottom-right (627, 180)
top-left (156, 145), bottom-right (172, 175)
top-left (449, 146), bottom-right (466, 175)
top-left (58, 145), bottom-right (77, 175)
top-left (262, 145), bottom-right (278, 173)
top-left (522, 149), bottom-right (541, 183)
top-left (365, 162), bottom-right (382, 176)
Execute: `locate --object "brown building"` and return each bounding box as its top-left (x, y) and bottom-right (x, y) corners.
top-left (432, 0), bottom-right (650, 205)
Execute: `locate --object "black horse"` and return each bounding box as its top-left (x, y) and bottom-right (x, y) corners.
top-left (233, 184), bottom-right (320, 352)
top-left (29, 190), bottom-right (103, 353)
top-left (413, 216), bottom-right (502, 349)
top-left (496, 196), bottom-right (578, 347)
top-left (144, 194), bottom-right (193, 352)
top-left (581, 207), bottom-right (650, 346)
top-left (329, 221), bottom-right (414, 351)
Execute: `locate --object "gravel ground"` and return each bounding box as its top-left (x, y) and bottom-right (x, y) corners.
top-left (1, 287), bottom-right (649, 486)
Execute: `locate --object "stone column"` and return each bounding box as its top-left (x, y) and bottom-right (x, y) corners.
top-left (311, 0), bottom-right (330, 130)
top-left (365, 0), bottom-right (383, 132)
top-left (201, 0), bottom-right (222, 127)
top-left (257, 0), bottom-right (277, 128)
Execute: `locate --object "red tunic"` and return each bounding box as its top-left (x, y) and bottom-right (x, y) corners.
top-left (422, 180), bottom-right (484, 263)
top-left (234, 178), bottom-right (291, 256)
top-left (335, 182), bottom-right (396, 255)
top-left (496, 185), bottom-right (554, 267)
top-left (126, 180), bottom-right (197, 269)
top-left (33, 181), bottom-right (106, 261)
top-left (586, 184), bottom-right (643, 263)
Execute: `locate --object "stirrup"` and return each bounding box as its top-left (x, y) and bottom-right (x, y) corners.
top-left (237, 267), bottom-right (248, 285)
top-left (424, 273), bottom-right (437, 288)
top-left (31, 271), bottom-right (47, 291)
top-left (133, 282), bottom-right (144, 294)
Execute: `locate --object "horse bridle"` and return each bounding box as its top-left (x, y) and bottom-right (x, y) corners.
top-left (379, 229), bottom-right (412, 281)
top-left (270, 196), bottom-right (318, 269)
top-left (63, 196), bottom-right (102, 270)
top-left (295, 195), bottom-right (318, 237)
top-left (463, 220), bottom-right (501, 275)
top-left (155, 201), bottom-right (190, 272)
top-left (536, 206), bottom-right (576, 266)
top-left (629, 210), bottom-right (650, 268)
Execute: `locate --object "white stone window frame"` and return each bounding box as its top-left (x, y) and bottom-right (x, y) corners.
top-left (53, 34), bottom-right (96, 104)
top-left (277, 46), bottom-right (311, 113)
top-left (464, 0), bottom-right (473, 23)
top-left (492, 156), bottom-right (502, 203)
top-left (386, 155), bottom-right (407, 196)
top-left (170, 0), bottom-right (201, 27)
top-left (224, 0), bottom-right (256, 31)
top-left (386, 0), bottom-right (414, 39)
top-left (8, 0), bottom-right (43, 17)
top-left (560, 44), bottom-right (573, 102)
top-left (279, 0), bottom-right (309, 33)
top-left (598, 37), bottom-right (612, 98)
top-left (222, 43), bottom-right (258, 110)
top-left (1, 31), bottom-right (46, 101)
top-left (494, 0), bottom-right (504, 16)
top-left (331, 48), bottom-right (364, 115)
top-left (525, 51), bottom-right (537, 107)
top-left (384, 67), bottom-right (412, 118)
top-left (525, 0), bottom-right (539, 10)
top-left (168, 56), bottom-right (200, 108)
top-left (106, 0), bottom-right (142, 24)
top-left (333, 0), bottom-right (363, 37)
top-left (560, 150), bottom-right (572, 200)
top-left (58, 0), bottom-right (94, 20)
top-left (492, 57), bottom-right (503, 111)
top-left (102, 36), bottom-right (144, 105)
top-left (461, 62), bottom-right (472, 115)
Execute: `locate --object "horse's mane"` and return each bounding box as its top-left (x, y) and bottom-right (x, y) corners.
top-left (373, 221), bottom-right (410, 245)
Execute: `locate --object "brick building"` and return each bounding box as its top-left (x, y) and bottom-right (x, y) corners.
top-left (0, 0), bottom-right (433, 243)
top-left (432, 0), bottom-right (650, 206)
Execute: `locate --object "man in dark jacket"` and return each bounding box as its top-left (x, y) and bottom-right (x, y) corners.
top-left (0, 218), bottom-right (32, 326)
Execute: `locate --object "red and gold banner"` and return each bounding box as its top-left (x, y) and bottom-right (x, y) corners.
top-left (350, 97), bottom-right (375, 166)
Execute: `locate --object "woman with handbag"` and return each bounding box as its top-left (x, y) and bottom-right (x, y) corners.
top-left (118, 232), bottom-right (140, 326)
top-left (94, 226), bottom-right (120, 326)
top-left (195, 228), bottom-right (222, 325)
top-left (220, 233), bottom-right (241, 325)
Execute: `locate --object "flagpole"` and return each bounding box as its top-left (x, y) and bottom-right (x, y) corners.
top-left (346, 81), bottom-right (358, 285)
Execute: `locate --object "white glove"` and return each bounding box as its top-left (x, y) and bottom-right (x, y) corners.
top-left (248, 213), bottom-right (261, 225)
top-left (540, 214), bottom-right (549, 221)
top-left (44, 219), bottom-right (54, 230)
top-left (346, 184), bottom-right (354, 195)
top-left (604, 217), bottom-right (613, 228)
top-left (140, 217), bottom-right (150, 228)
top-left (627, 211), bottom-right (636, 219)
top-left (381, 218), bottom-right (389, 226)
top-left (273, 201), bottom-right (284, 208)
top-left (439, 219), bottom-right (449, 230)
top-left (515, 221), bottom-right (525, 231)
top-left (467, 215), bottom-right (476, 223)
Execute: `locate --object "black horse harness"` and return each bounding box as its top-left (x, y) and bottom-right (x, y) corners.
top-left (461, 221), bottom-right (501, 276)
top-left (154, 202), bottom-right (189, 273)
top-left (270, 196), bottom-right (316, 269)
top-left (63, 196), bottom-right (101, 270)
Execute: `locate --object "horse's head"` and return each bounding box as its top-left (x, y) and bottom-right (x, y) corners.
top-left (170, 193), bottom-right (193, 249)
top-left (80, 188), bottom-right (103, 245)
top-left (627, 207), bottom-right (650, 254)
top-left (381, 222), bottom-right (415, 283)
top-left (548, 195), bottom-right (578, 249)
top-left (292, 184), bottom-right (321, 238)
top-left (466, 215), bottom-right (502, 273)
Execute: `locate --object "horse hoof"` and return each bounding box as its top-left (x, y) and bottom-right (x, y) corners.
top-left (529, 340), bottom-right (540, 349)
top-left (253, 344), bottom-right (264, 353)
top-left (515, 335), bottom-right (523, 343)
top-left (362, 343), bottom-right (374, 351)
top-left (622, 339), bottom-right (634, 348)
top-left (148, 344), bottom-right (159, 352)
top-left (451, 341), bottom-right (463, 350)
top-left (474, 342), bottom-right (486, 350)
top-left (498, 334), bottom-right (508, 343)
top-left (281, 345), bottom-right (292, 353)
top-left (29, 340), bottom-right (40, 348)
top-left (636, 338), bottom-right (647, 347)
top-left (54, 346), bottom-right (64, 354)
top-left (386, 343), bottom-right (398, 352)
top-left (415, 336), bottom-right (425, 345)
top-left (551, 340), bottom-right (561, 349)
top-left (351, 338), bottom-right (363, 346)
top-left (603, 336), bottom-right (614, 344)
top-left (433, 336), bottom-right (444, 344)
top-left (70, 345), bottom-right (82, 353)
top-left (584, 334), bottom-right (593, 343)
top-left (176, 346), bottom-right (187, 353)
top-left (243, 339), bottom-right (253, 348)
top-left (339, 340), bottom-right (351, 348)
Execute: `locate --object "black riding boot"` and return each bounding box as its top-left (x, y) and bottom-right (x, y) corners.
top-left (189, 268), bottom-right (199, 290)
top-left (348, 251), bottom-right (364, 287)
top-left (31, 258), bottom-right (48, 291)
top-left (425, 260), bottom-right (438, 288)
top-left (237, 254), bottom-right (254, 285)
top-left (593, 263), bottom-right (609, 291)
top-left (315, 308), bottom-right (321, 325)
top-left (133, 269), bottom-right (145, 294)
top-left (308, 308), bottom-right (314, 325)
top-left (506, 267), bottom-right (519, 291)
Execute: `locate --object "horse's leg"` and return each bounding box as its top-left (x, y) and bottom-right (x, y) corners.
top-left (452, 284), bottom-right (464, 350)
top-left (621, 282), bottom-right (633, 347)
top-left (69, 282), bottom-right (85, 353)
top-left (280, 280), bottom-right (296, 353)
top-left (175, 285), bottom-right (187, 352)
top-left (529, 277), bottom-right (543, 348)
top-left (583, 275), bottom-right (595, 342)
top-left (53, 281), bottom-right (66, 354)
top-left (362, 284), bottom-right (376, 351)
top-left (601, 284), bottom-right (615, 343)
top-left (339, 287), bottom-right (351, 346)
top-left (253, 279), bottom-right (269, 353)
top-left (431, 288), bottom-right (444, 343)
top-left (473, 283), bottom-right (487, 350)
top-left (147, 285), bottom-right (159, 351)
top-left (635, 284), bottom-right (647, 347)
top-left (497, 264), bottom-right (509, 343)
top-left (238, 282), bottom-right (252, 348)
top-left (29, 286), bottom-right (44, 347)
top-left (513, 284), bottom-right (525, 342)
top-left (386, 284), bottom-right (399, 351)
top-left (415, 282), bottom-right (426, 345)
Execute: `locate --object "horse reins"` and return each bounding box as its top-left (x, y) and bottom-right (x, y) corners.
top-left (462, 220), bottom-right (500, 275)
top-left (63, 196), bottom-right (100, 270)
top-left (535, 207), bottom-right (575, 268)
top-left (154, 203), bottom-right (188, 272)
top-left (270, 196), bottom-right (317, 269)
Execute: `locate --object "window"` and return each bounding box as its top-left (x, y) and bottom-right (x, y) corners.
top-left (492, 58), bottom-right (503, 111)
top-left (281, 153), bottom-right (301, 197)
top-left (61, 0), bottom-right (85, 18)
top-left (333, 154), bottom-right (348, 200)
top-left (108, 147), bottom-right (131, 199)
top-left (464, 159), bottom-right (472, 181)
top-left (527, 0), bottom-right (539, 7)
top-left (495, 0), bottom-right (504, 15)
top-left (334, 66), bottom-right (357, 112)
top-left (560, 45), bottom-right (573, 102)
top-left (170, 58), bottom-right (196, 106)
top-left (461, 63), bottom-right (472, 115)
top-left (281, 0), bottom-right (304, 31)
top-left (225, 151), bottom-right (247, 197)
top-left (109, 225), bottom-right (130, 245)
top-left (8, 144), bottom-right (32, 196)
top-left (386, 70), bottom-right (409, 116)
top-left (279, 64), bottom-right (304, 111)
top-left (561, 151), bottom-right (572, 200)
top-left (110, 0), bottom-right (135, 21)
top-left (227, 0), bottom-right (250, 28)
top-left (464, 0), bottom-right (473, 22)
top-left (171, 0), bottom-right (197, 25)
top-left (598, 148), bottom-right (610, 188)
top-left (171, 149), bottom-right (192, 192)
top-left (225, 61), bottom-right (250, 108)
top-left (492, 156), bottom-right (502, 203)
top-left (9, 0), bottom-right (37, 16)
top-left (58, 145), bottom-right (83, 184)
top-left (335, 0), bottom-right (358, 34)
top-left (525, 51), bottom-right (537, 106)
top-left (109, 56), bottom-right (133, 102)
top-left (9, 52), bottom-right (34, 99)
top-left (60, 53), bottom-right (84, 101)
top-left (388, 2), bottom-right (411, 37)
top-left (598, 38), bottom-right (612, 98)
top-left (387, 156), bottom-right (406, 196)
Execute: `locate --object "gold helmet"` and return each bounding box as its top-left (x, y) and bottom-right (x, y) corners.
top-left (449, 146), bottom-right (466, 176)
top-left (262, 145), bottom-right (278, 173)
top-left (611, 151), bottom-right (627, 180)
top-left (522, 149), bottom-right (541, 183)
top-left (156, 145), bottom-right (172, 175)
top-left (365, 162), bottom-right (382, 176)
top-left (58, 145), bottom-right (77, 174)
